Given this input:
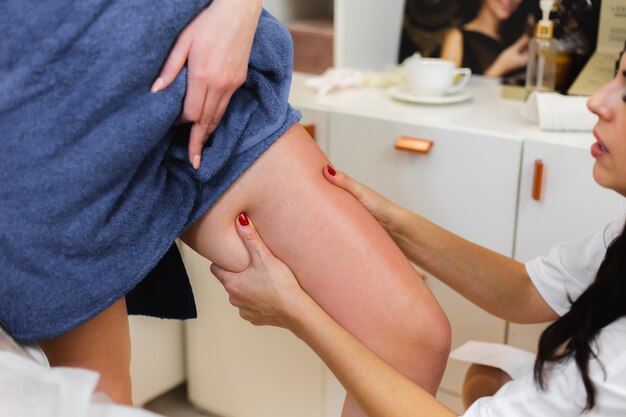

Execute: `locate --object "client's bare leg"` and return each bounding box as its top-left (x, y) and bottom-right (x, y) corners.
top-left (182, 124), bottom-right (451, 416)
top-left (39, 298), bottom-right (133, 405)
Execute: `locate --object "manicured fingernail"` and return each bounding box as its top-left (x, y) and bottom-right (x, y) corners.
top-left (192, 154), bottom-right (201, 170)
top-left (327, 165), bottom-right (336, 176)
top-left (238, 213), bottom-right (249, 226)
top-left (151, 77), bottom-right (164, 93)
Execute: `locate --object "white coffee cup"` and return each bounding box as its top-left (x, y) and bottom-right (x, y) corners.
top-left (405, 57), bottom-right (471, 97)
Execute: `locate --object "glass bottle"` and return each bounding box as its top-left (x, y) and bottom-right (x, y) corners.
top-left (525, 11), bottom-right (557, 92)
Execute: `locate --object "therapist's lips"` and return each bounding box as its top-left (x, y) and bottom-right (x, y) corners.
top-left (591, 129), bottom-right (609, 158)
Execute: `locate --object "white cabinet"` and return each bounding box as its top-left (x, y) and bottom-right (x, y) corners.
top-left (129, 317), bottom-right (185, 406)
top-left (508, 140), bottom-right (626, 351)
top-left (182, 243), bottom-right (328, 417)
top-left (328, 112), bottom-right (522, 407)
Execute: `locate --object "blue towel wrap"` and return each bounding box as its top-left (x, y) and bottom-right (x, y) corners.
top-left (0, 0), bottom-right (300, 342)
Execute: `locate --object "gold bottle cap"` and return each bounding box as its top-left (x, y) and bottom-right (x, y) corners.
top-left (535, 21), bottom-right (553, 39)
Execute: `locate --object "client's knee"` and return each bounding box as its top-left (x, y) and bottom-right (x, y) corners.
top-left (417, 304), bottom-right (452, 370)
top-left (390, 290), bottom-right (451, 393)
top-left (418, 308), bottom-right (451, 393)
top-left (404, 286), bottom-right (451, 356)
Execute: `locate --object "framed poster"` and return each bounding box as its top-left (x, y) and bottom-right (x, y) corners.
top-left (569, 0), bottom-right (626, 95)
top-left (399, 0), bottom-right (601, 93)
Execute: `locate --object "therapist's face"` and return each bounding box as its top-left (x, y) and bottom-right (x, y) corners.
top-left (587, 53), bottom-right (626, 196)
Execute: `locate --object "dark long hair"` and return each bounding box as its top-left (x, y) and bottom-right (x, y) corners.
top-left (534, 221), bottom-right (626, 412)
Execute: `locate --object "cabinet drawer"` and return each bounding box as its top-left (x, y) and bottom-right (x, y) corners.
top-left (329, 112), bottom-right (522, 394)
top-left (510, 141), bottom-right (626, 352)
top-left (515, 141), bottom-right (626, 263)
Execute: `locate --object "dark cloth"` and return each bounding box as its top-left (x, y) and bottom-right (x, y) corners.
top-left (460, 29), bottom-right (506, 75)
top-left (126, 244), bottom-right (196, 320)
top-left (0, 1), bottom-right (300, 343)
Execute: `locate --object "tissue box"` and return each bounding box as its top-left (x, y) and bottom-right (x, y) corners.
top-left (288, 19), bottom-right (334, 75)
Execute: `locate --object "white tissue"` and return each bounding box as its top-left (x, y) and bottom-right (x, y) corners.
top-left (0, 351), bottom-right (161, 417)
top-left (305, 68), bottom-right (366, 95)
top-left (450, 341), bottom-right (535, 379)
top-left (305, 67), bottom-right (406, 95)
top-left (522, 91), bottom-right (596, 131)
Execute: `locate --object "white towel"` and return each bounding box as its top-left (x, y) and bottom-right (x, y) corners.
top-left (0, 351), bottom-right (163, 417)
top-left (450, 341), bottom-right (535, 379)
top-left (522, 92), bottom-right (597, 131)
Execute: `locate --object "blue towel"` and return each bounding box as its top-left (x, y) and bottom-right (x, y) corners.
top-left (0, 0), bottom-right (300, 342)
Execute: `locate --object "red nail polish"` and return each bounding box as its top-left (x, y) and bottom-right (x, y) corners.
top-left (327, 165), bottom-right (336, 176)
top-left (238, 213), bottom-right (249, 226)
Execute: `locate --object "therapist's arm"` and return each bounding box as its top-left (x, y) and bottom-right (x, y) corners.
top-left (323, 167), bottom-right (558, 324)
top-left (211, 216), bottom-right (457, 417)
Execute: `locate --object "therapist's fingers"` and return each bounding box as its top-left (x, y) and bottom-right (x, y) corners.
top-left (323, 165), bottom-right (386, 213)
top-left (236, 307), bottom-right (269, 326)
top-left (323, 165), bottom-right (370, 202)
top-left (210, 213), bottom-right (304, 328)
top-left (234, 212), bottom-right (275, 268)
top-left (210, 262), bottom-right (234, 286)
top-left (323, 165), bottom-right (404, 232)
top-left (210, 213), bottom-right (275, 289)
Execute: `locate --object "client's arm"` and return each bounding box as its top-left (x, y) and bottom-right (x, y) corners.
top-left (323, 169), bottom-right (558, 324)
top-left (211, 215), bottom-right (457, 417)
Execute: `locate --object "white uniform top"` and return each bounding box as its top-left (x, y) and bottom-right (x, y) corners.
top-left (462, 216), bottom-right (626, 417)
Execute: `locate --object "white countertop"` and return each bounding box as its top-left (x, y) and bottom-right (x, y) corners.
top-left (289, 73), bottom-right (596, 151)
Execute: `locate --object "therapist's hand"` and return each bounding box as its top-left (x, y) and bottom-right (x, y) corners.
top-left (151, 0), bottom-right (262, 169)
top-left (210, 213), bottom-right (309, 329)
top-left (323, 165), bottom-right (406, 236)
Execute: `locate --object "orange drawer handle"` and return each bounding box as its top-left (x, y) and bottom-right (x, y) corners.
top-left (532, 159), bottom-right (544, 201)
top-left (394, 136), bottom-right (433, 154)
top-left (302, 123), bottom-right (316, 141)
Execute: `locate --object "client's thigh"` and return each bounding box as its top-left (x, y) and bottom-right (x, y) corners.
top-left (182, 124), bottom-right (451, 393)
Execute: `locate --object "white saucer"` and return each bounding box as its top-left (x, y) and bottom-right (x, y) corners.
top-left (388, 85), bottom-right (472, 105)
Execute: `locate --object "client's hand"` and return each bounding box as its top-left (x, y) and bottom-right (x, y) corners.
top-left (211, 213), bottom-right (309, 329)
top-left (323, 165), bottom-right (405, 236)
top-left (151, 0), bottom-right (262, 169)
